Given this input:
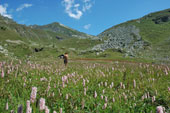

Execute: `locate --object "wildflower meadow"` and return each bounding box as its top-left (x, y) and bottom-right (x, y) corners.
top-left (0, 59), bottom-right (170, 113)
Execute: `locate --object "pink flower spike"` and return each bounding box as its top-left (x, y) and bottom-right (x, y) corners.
top-left (103, 103), bottom-right (107, 109)
top-left (30, 87), bottom-right (37, 103)
top-left (83, 79), bottom-right (86, 86)
top-left (6, 102), bottom-right (8, 110)
top-left (101, 95), bottom-right (103, 99)
top-left (1, 69), bottom-right (4, 78)
top-left (39, 98), bottom-right (45, 111)
top-left (156, 106), bottom-right (164, 113)
top-left (60, 108), bottom-right (62, 113)
top-left (26, 100), bottom-right (32, 113)
top-left (152, 96), bottom-right (155, 103)
top-left (45, 106), bottom-right (50, 113)
top-left (94, 91), bottom-right (97, 98)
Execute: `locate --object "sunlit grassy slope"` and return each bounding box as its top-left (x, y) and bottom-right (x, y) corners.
top-left (100, 8), bottom-right (170, 61)
top-left (1, 9), bottom-right (170, 63)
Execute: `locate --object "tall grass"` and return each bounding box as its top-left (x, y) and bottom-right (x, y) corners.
top-left (0, 60), bottom-right (169, 112)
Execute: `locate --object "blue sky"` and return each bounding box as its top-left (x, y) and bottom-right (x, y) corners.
top-left (0, 0), bottom-right (170, 35)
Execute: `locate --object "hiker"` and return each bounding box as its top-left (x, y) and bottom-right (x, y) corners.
top-left (63, 53), bottom-right (68, 67)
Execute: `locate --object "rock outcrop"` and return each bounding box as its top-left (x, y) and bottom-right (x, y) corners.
top-left (92, 25), bottom-right (149, 56)
top-left (152, 15), bottom-right (170, 24)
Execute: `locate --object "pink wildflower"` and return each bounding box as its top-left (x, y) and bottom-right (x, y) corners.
top-left (45, 106), bottom-right (50, 113)
top-left (101, 95), bottom-right (103, 99)
top-left (30, 87), bottom-right (37, 103)
top-left (60, 108), bottom-right (62, 113)
top-left (1, 69), bottom-right (4, 78)
top-left (83, 79), bottom-right (86, 86)
top-left (105, 82), bottom-right (107, 87)
top-left (62, 76), bottom-right (67, 82)
top-left (39, 98), bottom-right (45, 111)
top-left (102, 89), bottom-right (105, 94)
top-left (103, 103), bottom-right (107, 109)
top-left (47, 85), bottom-right (51, 92)
top-left (26, 100), bottom-right (32, 113)
top-left (6, 102), bottom-right (8, 110)
top-left (94, 91), bottom-right (97, 98)
top-left (152, 96), bottom-right (155, 103)
top-left (156, 106), bottom-right (164, 113)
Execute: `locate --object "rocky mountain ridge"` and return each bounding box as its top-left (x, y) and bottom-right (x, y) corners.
top-left (1, 8), bottom-right (170, 62)
top-left (91, 8), bottom-right (170, 61)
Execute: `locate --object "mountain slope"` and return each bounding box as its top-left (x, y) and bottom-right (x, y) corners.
top-left (30, 22), bottom-right (95, 39)
top-left (0, 14), bottom-right (99, 59)
top-left (93, 8), bottom-right (170, 61)
top-left (1, 8), bottom-right (170, 62)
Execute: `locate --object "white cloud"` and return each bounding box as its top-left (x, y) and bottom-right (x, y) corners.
top-left (84, 24), bottom-right (91, 30)
top-left (16, 4), bottom-right (32, 12)
top-left (62, 0), bottom-right (94, 19)
top-left (63, 0), bottom-right (82, 19)
top-left (0, 4), bottom-right (12, 18)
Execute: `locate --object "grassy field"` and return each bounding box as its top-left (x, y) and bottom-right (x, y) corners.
top-left (0, 8), bottom-right (170, 113)
top-left (0, 59), bottom-right (169, 113)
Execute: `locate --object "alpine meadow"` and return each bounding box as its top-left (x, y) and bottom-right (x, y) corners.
top-left (0, 4), bottom-right (170, 113)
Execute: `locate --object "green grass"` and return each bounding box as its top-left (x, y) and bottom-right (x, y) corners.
top-left (55, 38), bottom-right (102, 50)
top-left (0, 59), bottom-right (169, 112)
top-left (1, 9), bottom-right (170, 63)
top-left (0, 29), bottom-right (24, 41)
top-left (99, 8), bottom-right (170, 61)
top-left (0, 15), bottom-right (102, 61)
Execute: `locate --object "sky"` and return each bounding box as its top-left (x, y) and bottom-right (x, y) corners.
top-left (0, 0), bottom-right (170, 36)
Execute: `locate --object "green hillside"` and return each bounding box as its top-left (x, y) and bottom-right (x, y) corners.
top-left (96, 8), bottom-right (170, 63)
top-left (1, 8), bottom-right (170, 63)
top-left (30, 22), bottom-right (95, 39)
top-left (0, 14), bottom-right (99, 60)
